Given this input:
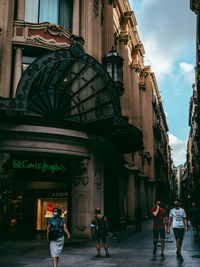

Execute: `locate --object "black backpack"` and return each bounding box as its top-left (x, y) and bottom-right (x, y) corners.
top-left (95, 215), bottom-right (107, 233)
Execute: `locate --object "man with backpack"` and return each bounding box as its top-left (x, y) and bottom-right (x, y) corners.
top-left (91, 208), bottom-right (110, 258)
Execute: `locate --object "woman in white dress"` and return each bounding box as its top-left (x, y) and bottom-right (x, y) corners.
top-left (47, 208), bottom-right (70, 267)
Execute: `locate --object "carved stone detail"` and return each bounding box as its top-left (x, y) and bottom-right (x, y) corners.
top-left (94, 160), bottom-right (102, 190)
top-left (139, 68), bottom-right (149, 91)
top-left (12, 21), bottom-right (73, 50)
top-left (93, 0), bottom-right (100, 16)
top-left (73, 158), bottom-right (90, 186)
top-left (44, 24), bottom-right (63, 36)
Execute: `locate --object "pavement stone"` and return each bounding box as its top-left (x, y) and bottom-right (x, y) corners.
top-left (1, 219), bottom-right (200, 266)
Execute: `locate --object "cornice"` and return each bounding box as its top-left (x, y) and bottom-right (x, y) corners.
top-left (0, 124), bottom-right (115, 153)
top-left (150, 73), bottom-right (161, 104)
top-left (0, 129), bottom-right (113, 153)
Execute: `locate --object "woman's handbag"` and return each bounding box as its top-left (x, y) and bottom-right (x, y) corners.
top-left (49, 218), bottom-right (61, 241)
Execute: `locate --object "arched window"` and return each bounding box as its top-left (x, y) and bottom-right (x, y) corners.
top-left (25, 0), bottom-right (73, 32)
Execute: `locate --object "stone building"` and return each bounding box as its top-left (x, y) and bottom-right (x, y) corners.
top-left (186, 84), bottom-right (199, 203)
top-left (0, 0), bottom-right (170, 239)
top-left (189, 0), bottom-right (200, 204)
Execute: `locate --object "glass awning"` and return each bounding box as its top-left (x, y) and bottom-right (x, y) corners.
top-left (0, 44), bottom-right (143, 152)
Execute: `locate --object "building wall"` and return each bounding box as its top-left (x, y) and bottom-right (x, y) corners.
top-left (0, 0), bottom-right (171, 236)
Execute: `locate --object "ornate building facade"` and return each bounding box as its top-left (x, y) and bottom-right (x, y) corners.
top-left (0, 0), bottom-right (171, 239)
top-left (189, 0), bottom-right (200, 204)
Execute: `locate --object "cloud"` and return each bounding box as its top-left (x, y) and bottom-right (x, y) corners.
top-left (178, 62), bottom-right (195, 85)
top-left (179, 62), bottom-right (194, 73)
top-left (168, 133), bottom-right (187, 165)
top-left (130, 0), bottom-right (196, 82)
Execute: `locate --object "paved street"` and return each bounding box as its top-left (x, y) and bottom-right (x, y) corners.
top-left (1, 219), bottom-right (200, 267)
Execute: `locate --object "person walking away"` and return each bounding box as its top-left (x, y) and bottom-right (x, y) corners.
top-left (167, 200), bottom-right (188, 262)
top-left (135, 205), bottom-right (142, 232)
top-left (47, 208), bottom-right (70, 267)
top-left (152, 200), bottom-right (167, 258)
top-left (189, 201), bottom-right (200, 240)
top-left (91, 208), bottom-right (110, 258)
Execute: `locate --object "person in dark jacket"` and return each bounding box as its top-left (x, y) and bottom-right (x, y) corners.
top-left (91, 208), bottom-right (110, 258)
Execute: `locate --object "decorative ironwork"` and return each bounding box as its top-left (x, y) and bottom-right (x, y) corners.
top-left (0, 44), bottom-right (143, 153)
top-left (0, 46), bottom-right (119, 124)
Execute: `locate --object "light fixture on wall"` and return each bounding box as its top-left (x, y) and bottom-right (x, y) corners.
top-left (145, 152), bottom-right (152, 165)
top-left (139, 150), bottom-right (152, 166)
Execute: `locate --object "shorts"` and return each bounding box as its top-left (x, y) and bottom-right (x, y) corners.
top-left (153, 228), bottom-right (165, 239)
top-left (173, 228), bottom-right (185, 240)
top-left (95, 232), bottom-right (107, 243)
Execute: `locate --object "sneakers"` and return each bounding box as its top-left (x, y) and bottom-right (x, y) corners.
top-left (161, 253), bottom-right (165, 258)
top-left (106, 254), bottom-right (111, 257)
top-left (95, 254), bottom-right (101, 258)
top-left (153, 247), bottom-right (156, 255)
top-left (178, 255), bottom-right (184, 262)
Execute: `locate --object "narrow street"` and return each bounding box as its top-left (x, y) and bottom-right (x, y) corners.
top-left (1, 219), bottom-right (200, 267)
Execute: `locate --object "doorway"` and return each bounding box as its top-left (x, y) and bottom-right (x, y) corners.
top-left (36, 198), bottom-right (68, 230)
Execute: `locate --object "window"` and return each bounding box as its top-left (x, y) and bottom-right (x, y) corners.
top-left (22, 56), bottom-right (37, 72)
top-left (25, 0), bottom-right (73, 32)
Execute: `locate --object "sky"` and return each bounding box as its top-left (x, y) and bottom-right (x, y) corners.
top-left (129, 0), bottom-right (196, 166)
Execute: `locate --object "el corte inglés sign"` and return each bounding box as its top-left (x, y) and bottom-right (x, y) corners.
top-left (12, 159), bottom-right (66, 174)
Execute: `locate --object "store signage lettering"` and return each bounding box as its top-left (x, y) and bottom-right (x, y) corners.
top-left (12, 159), bottom-right (66, 173)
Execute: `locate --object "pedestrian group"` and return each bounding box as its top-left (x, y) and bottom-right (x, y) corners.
top-left (46, 200), bottom-right (198, 266)
top-left (152, 199), bottom-right (199, 262)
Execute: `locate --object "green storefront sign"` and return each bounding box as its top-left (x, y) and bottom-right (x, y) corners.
top-left (12, 159), bottom-right (66, 174)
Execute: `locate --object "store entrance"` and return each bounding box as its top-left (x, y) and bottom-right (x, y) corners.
top-left (5, 153), bottom-right (72, 240)
top-left (36, 198), bottom-right (68, 231)
top-left (9, 191), bottom-right (70, 239)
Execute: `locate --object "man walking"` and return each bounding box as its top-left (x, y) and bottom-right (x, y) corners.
top-left (152, 200), bottom-right (167, 258)
top-left (91, 208), bottom-right (110, 258)
top-left (167, 199), bottom-right (188, 262)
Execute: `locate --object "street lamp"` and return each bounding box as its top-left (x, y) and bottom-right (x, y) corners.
top-left (102, 47), bottom-right (124, 95)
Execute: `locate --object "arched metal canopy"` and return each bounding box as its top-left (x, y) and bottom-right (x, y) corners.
top-left (0, 44), bottom-right (143, 152)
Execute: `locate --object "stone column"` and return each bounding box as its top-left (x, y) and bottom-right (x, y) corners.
top-left (17, 0), bottom-right (25, 20)
top-left (71, 153), bottom-right (104, 238)
top-left (12, 47), bottom-right (22, 97)
top-left (93, 154), bottom-right (104, 213)
top-left (131, 68), bottom-right (140, 129)
top-left (73, 0), bottom-right (80, 35)
top-left (139, 175), bottom-right (147, 218)
top-left (0, 0), bottom-right (15, 97)
top-left (119, 41), bottom-right (131, 118)
top-left (127, 170), bottom-right (136, 223)
top-left (102, 0), bottom-right (114, 55)
top-left (146, 182), bottom-right (152, 217)
top-left (139, 85), bottom-right (146, 139)
top-left (71, 157), bottom-right (91, 238)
